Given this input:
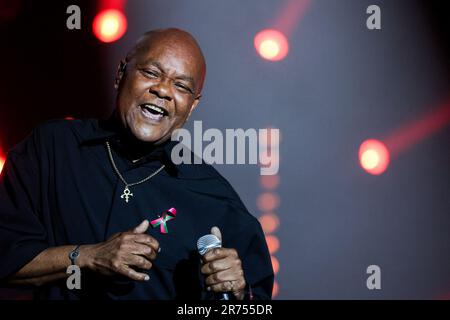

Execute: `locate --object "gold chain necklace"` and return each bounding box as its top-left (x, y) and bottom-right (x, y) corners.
top-left (106, 141), bottom-right (165, 203)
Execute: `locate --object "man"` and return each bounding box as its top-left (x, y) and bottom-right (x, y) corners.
top-left (0, 28), bottom-right (273, 299)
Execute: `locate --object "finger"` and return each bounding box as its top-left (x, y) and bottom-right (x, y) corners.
top-left (207, 278), bottom-right (246, 295)
top-left (124, 253), bottom-right (153, 270)
top-left (204, 267), bottom-right (244, 286)
top-left (206, 280), bottom-right (239, 293)
top-left (201, 256), bottom-right (234, 275)
top-left (132, 234), bottom-right (160, 253)
top-left (126, 243), bottom-right (157, 261)
top-left (133, 220), bottom-right (149, 234)
top-left (203, 248), bottom-right (238, 263)
top-left (118, 265), bottom-right (150, 281)
top-left (211, 226), bottom-right (222, 242)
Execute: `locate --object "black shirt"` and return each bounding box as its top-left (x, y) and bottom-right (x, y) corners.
top-left (0, 117), bottom-right (273, 300)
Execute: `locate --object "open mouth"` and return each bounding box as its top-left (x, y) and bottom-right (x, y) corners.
top-left (139, 103), bottom-right (169, 121)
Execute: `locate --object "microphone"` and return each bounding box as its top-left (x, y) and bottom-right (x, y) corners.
top-left (197, 234), bottom-right (230, 300)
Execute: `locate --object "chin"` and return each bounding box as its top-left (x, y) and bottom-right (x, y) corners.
top-left (130, 126), bottom-right (169, 144)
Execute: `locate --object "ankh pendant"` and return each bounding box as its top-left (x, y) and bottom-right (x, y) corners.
top-left (120, 186), bottom-right (133, 203)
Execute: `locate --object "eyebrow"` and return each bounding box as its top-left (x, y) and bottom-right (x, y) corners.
top-left (140, 60), bottom-right (195, 84)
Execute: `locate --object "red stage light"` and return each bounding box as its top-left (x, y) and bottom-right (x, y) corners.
top-left (359, 139), bottom-right (390, 175)
top-left (254, 29), bottom-right (289, 61)
top-left (93, 9), bottom-right (127, 43)
top-left (257, 192), bottom-right (280, 211)
top-left (259, 213), bottom-right (280, 234)
top-left (0, 155), bottom-right (5, 174)
top-left (265, 235), bottom-right (280, 254)
top-left (272, 281), bottom-right (279, 298)
top-left (271, 255), bottom-right (280, 274)
top-left (260, 175), bottom-right (280, 190)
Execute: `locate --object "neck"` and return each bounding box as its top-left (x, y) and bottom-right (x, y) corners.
top-left (108, 110), bottom-right (165, 161)
top-left (122, 131), bottom-right (161, 160)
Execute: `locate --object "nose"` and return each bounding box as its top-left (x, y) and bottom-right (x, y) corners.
top-left (149, 79), bottom-right (173, 101)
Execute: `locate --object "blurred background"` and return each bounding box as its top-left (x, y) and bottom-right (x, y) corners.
top-left (0, 0), bottom-right (449, 299)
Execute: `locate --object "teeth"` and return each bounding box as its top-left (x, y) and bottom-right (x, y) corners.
top-left (143, 104), bottom-right (165, 115)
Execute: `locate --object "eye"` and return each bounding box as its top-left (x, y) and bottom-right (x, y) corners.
top-left (175, 83), bottom-right (193, 94)
top-left (142, 69), bottom-right (159, 79)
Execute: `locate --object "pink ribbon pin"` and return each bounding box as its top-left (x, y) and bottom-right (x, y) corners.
top-left (150, 207), bottom-right (177, 234)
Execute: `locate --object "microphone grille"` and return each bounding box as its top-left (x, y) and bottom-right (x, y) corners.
top-left (197, 234), bottom-right (222, 256)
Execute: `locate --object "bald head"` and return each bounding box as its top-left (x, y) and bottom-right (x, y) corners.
top-left (115, 28), bottom-right (206, 144)
top-left (125, 28), bottom-right (206, 94)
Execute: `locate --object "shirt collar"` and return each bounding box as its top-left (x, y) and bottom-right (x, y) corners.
top-left (79, 113), bottom-right (220, 180)
top-left (80, 113), bottom-right (179, 174)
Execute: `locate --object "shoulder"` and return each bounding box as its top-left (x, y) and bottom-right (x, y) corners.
top-left (177, 160), bottom-right (237, 198)
top-left (9, 118), bottom-right (97, 157)
top-left (33, 118), bottom-right (96, 140)
top-left (177, 161), bottom-right (260, 227)
top-left (32, 118), bottom-right (98, 148)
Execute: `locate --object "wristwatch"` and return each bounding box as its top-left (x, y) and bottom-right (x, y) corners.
top-left (68, 245), bottom-right (81, 265)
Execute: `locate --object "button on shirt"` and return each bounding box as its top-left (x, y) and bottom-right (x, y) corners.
top-left (0, 118), bottom-right (274, 300)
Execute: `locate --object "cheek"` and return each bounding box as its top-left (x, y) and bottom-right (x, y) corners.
top-left (118, 84), bottom-right (147, 121)
top-left (173, 95), bottom-right (195, 118)
top-left (118, 87), bottom-right (135, 113)
top-left (120, 76), bottom-right (147, 102)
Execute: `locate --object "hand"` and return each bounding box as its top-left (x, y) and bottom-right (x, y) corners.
top-left (200, 226), bottom-right (246, 300)
top-left (79, 220), bottom-right (160, 281)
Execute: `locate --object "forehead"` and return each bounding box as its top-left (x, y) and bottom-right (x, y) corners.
top-left (134, 39), bottom-right (203, 80)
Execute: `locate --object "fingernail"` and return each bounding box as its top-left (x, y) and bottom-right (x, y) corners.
top-left (144, 275), bottom-right (150, 281)
top-left (158, 247), bottom-right (162, 253)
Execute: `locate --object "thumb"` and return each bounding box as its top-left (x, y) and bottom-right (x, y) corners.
top-left (211, 226), bottom-right (222, 242)
top-left (133, 220), bottom-right (149, 234)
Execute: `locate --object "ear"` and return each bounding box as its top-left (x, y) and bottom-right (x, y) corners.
top-left (114, 60), bottom-right (127, 90)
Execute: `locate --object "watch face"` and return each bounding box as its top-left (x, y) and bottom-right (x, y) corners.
top-left (69, 248), bottom-right (80, 260)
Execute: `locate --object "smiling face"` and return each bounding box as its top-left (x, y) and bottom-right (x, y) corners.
top-left (115, 29), bottom-right (206, 145)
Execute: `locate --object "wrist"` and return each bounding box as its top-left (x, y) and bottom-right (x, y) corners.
top-left (76, 244), bottom-right (94, 269)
